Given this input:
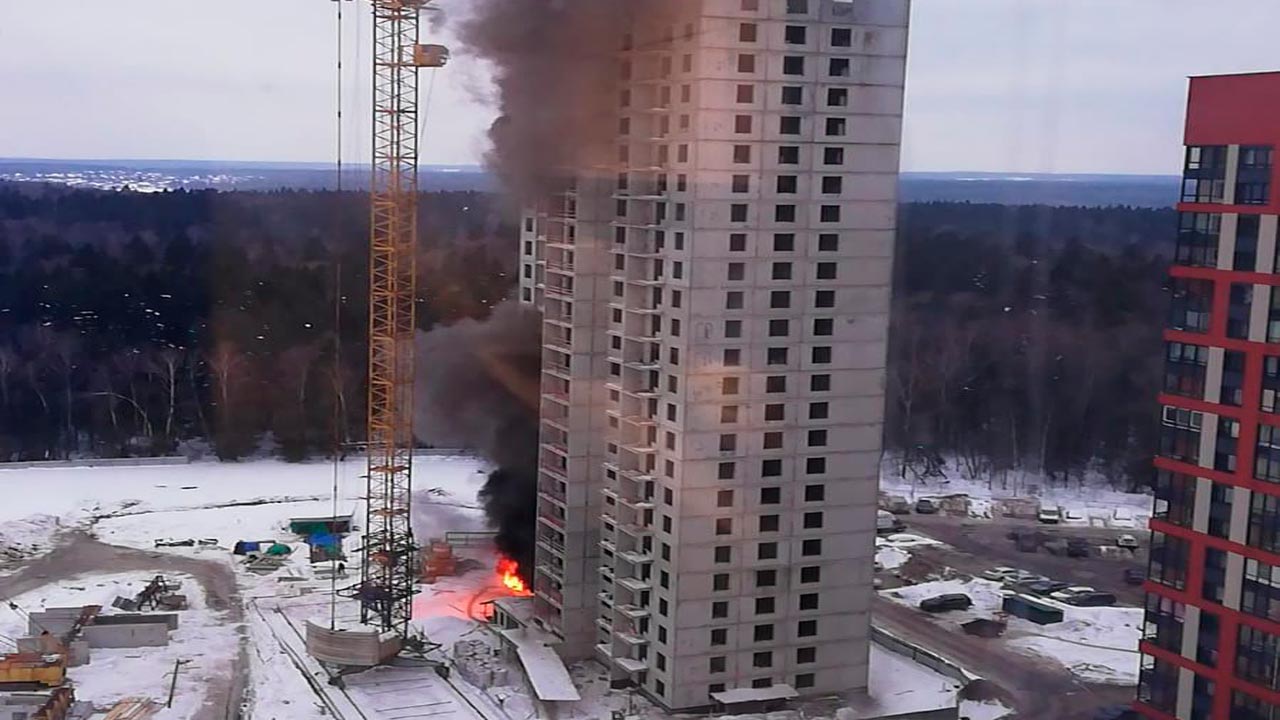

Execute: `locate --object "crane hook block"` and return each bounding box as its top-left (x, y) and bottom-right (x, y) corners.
top-left (413, 44), bottom-right (449, 68)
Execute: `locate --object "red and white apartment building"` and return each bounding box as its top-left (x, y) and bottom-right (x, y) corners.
top-left (1140, 72), bottom-right (1280, 719)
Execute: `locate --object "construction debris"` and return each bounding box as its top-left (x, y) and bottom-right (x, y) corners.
top-left (102, 697), bottom-right (157, 720)
top-left (452, 639), bottom-right (509, 689)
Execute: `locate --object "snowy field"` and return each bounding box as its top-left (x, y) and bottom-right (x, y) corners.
top-left (882, 578), bottom-right (1142, 686)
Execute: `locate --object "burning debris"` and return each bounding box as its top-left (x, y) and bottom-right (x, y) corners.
top-left (497, 556), bottom-right (530, 595)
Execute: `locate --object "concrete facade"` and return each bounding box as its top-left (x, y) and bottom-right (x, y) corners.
top-left (519, 0), bottom-right (909, 711)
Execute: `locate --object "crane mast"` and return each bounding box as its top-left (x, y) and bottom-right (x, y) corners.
top-left (360, 0), bottom-right (446, 635)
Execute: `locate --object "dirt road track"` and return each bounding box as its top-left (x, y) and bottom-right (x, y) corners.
top-left (875, 598), bottom-right (1134, 719)
top-left (0, 531), bottom-right (247, 720)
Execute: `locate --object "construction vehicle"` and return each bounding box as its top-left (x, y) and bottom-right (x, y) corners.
top-left (0, 601), bottom-right (99, 686)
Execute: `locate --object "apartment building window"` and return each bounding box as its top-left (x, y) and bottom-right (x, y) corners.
top-left (1204, 547), bottom-right (1228, 604)
top-left (820, 205), bottom-right (841, 222)
top-left (1243, 557), bottom-right (1280, 623)
top-left (780, 116), bottom-right (801, 135)
top-left (737, 84), bottom-right (755, 103)
top-left (765, 404), bottom-right (785, 421)
top-left (660, 570), bottom-right (670, 588)
top-left (760, 487), bottom-right (781, 504)
top-left (1222, 350), bottom-right (1245, 406)
top-left (783, 56), bottom-right (805, 75)
top-left (1237, 145), bottom-right (1273, 205)
top-left (733, 145), bottom-right (752, 164)
top-left (1265, 357), bottom-right (1280, 412)
top-left (828, 88), bottom-right (849, 106)
top-left (1163, 341), bottom-right (1208, 398)
top-left (823, 147), bottom-right (845, 165)
top-left (737, 54), bottom-right (756, 73)
top-left (810, 375), bottom-right (831, 392)
top-left (659, 597), bottom-right (669, 615)
top-left (799, 593), bottom-right (819, 610)
top-left (715, 546), bottom-right (731, 563)
top-left (759, 514), bottom-right (780, 533)
top-left (1228, 283), bottom-right (1253, 339)
top-left (767, 376), bottom-right (787, 393)
top-left (1233, 691), bottom-right (1280, 719)
top-left (754, 623), bottom-right (774, 642)
top-left (1142, 593), bottom-right (1185, 655)
top-left (1238, 625), bottom-right (1280, 692)
top-left (722, 376), bottom-right (740, 394)
top-left (720, 434), bottom-right (737, 452)
top-left (711, 627), bottom-right (727, 643)
top-left (1182, 145), bottom-right (1228, 203)
top-left (1270, 292), bottom-right (1280, 343)
top-left (727, 262), bottom-right (746, 281)
top-left (817, 262), bottom-right (838, 280)
top-left (670, 347), bottom-right (680, 365)
top-left (781, 86), bottom-right (803, 105)
top-left (770, 291), bottom-right (791, 309)
top-left (784, 25), bottom-right (807, 44)
top-left (821, 176), bottom-right (843, 194)
top-left (800, 566), bottom-right (821, 583)
top-left (726, 291), bottom-right (744, 310)
top-left (1237, 215), bottom-right (1262, 271)
top-left (732, 174), bottom-right (750, 193)
top-left (768, 347), bottom-right (789, 365)
top-left (774, 233), bottom-right (796, 251)
top-left (1153, 469), bottom-right (1195, 527)
top-left (1137, 655), bottom-right (1179, 714)
top-left (801, 539), bottom-right (821, 557)
top-left (677, 144), bottom-right (688, 162)
top-left (739, 23), bottom-right (758, 42)
top-left (805, 457), bottom-right (825, 474)
top-left (1250, 491), bottom-right (1280, 554)
top-left (731, 204), bottom-right (749, 222)
top-left (757, 569), bottom-right (778, 587)
top-left (1216, 419), bottom-right (1240, 473)
top-left (772, 262), bottom-right (793, 280)
top-left (724, 349), bottom-right (742, 366)
top-left (1148, 531), bottom-right (1189, 590)
top-left (798, 619), bottom-right (817, 636)
top-left (829, 58), bottom-right (851, 77)
top-left (735, 115), bottom-right (753, 134)
top-left (815, 290), bottom-right (835, 308)
top-left (713, 575), bottom-right (730, 593)
top-left (804, 484), bottom-right (825, 502)
top-left (1158, 406), bottom-right (1201, 464)
top-left (832, 27), bottom-right (853, 46)
top-left (710, 656), bottom-right (726, 673)
top-left (1259, 425), bottom-right (1280, 482)
top-left (1169, 278), bottom-right (1212, 332)
top-left (729, 233), bottom-right (747, 252)
top-left (779, 146), bottom-right (800, 164)
top-left (802, 511), bottom-right (824, 529)
top-left (768, 319), bottom-right (789, 337)
top-left (775, 205), bottom-right (797, 222)
top-left (758, 542), bottom-right (778, 560)
top-left (1175, 213), bottom-right (1220, 267)
top-left (777, 175), bottom-right (798, 193)
top-left (712, 601), bottom-right (728, 618)
top-left (786, 0), bottom-right (809, 12)
top-left (721, 406), bottom-right (739, 423)
top-left (753, 651), bottom-right (773, 668)
top-left (812, 347), bottom-right (832, 364)
top-left (763, 432), bottom-right (783, 450)
top-left (808, 402), bottom-right (829, 420)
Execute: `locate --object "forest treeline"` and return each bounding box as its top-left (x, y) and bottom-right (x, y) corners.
top-left (0, 182), bottom-right (1176, 489)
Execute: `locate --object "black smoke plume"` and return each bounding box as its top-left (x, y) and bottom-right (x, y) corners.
top-left (415, 301), bottom-right (542, 582)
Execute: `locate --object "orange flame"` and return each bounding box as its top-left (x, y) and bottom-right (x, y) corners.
top-left (498, 556), bottom-right (530, 595)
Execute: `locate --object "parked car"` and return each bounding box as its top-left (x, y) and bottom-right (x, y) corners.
top-left (1067, 538), bottom-right (1091, 558)
top-left (919, 593), bottom-right (973, 613)
top-left (1049, 585), bottom-right (1095, 602)
top-left (1116, 534), bottom-right (1140, 549)
top-left (1061, 508), bottom-right (1089, 526)
top-left (915, 498), bottom-right (939, 515)
top-left (1110, 507), bottom-right (1137, 529)
top-left (1066, 591), bottom-right (1118, 607)
top-left (1002, 570), bottom-right (1045, 588)
top-left (1124, 568), bottom-right (1147, 586)
top-left (877, 510), bottom-right (907, 534)
top-left (884, 495), bottom-right (912, 515)
top-left (1037, 506), bottom-right (1063, 524)
top-left (980, 566), bottom-right (1020, 582)
top-left (1025, 580), bottom-right (1071, 597)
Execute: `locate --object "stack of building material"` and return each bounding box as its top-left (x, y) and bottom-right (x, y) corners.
top-left (421, 540), bottom-right (456, 583)
top-left (101, 697), bottom-right (156, 719)
top-left (452, 639), bottom-right (507, 688)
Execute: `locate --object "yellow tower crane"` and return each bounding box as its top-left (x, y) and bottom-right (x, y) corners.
top-left (352, 0), bottom-right (447, 636)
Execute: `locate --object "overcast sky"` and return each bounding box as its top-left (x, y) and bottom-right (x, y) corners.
top-left (0, 0), bottom-right (1276, 175)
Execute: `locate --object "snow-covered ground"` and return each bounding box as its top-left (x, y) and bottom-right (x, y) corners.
top-left (882, 578), bottom-right (1142, 686)
top-left (0, 571), bottom-right (238, 719)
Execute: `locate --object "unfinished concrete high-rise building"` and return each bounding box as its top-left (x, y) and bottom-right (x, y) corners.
top-left (516, 0), bottom-right (910, 711)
